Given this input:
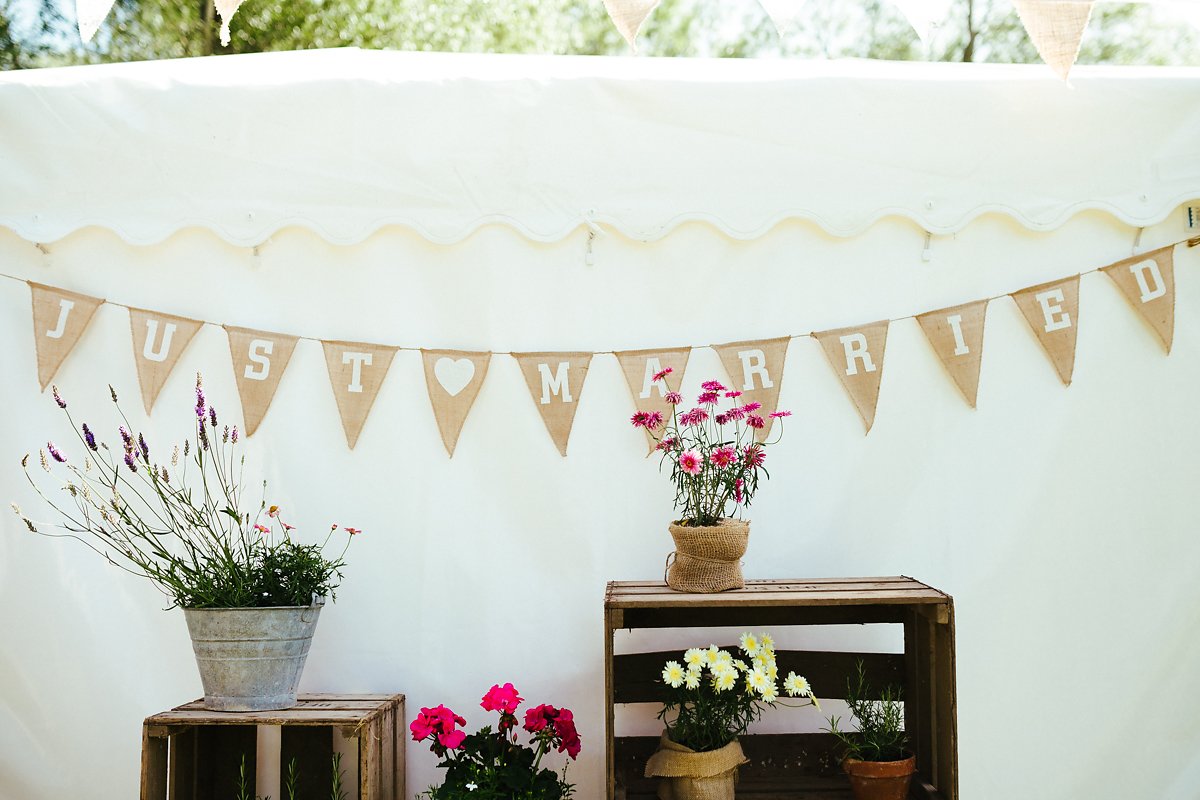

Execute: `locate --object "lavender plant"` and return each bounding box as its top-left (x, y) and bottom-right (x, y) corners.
top-left (11, 376), bottom-right (358, 609)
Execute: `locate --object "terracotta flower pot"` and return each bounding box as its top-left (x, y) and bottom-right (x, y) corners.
top-left (843, 754), bottom-right (916, 800)
top-left (665, 519), bottom-right (749, 593)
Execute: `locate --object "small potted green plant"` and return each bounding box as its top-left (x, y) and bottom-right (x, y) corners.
top-left (827, 660), bottom-right (915, 800)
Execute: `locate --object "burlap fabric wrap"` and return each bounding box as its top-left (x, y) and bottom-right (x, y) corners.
top-left (665, 519), bottom-right (749, 593)
top-left (645, 733), bottom-right (748, 800)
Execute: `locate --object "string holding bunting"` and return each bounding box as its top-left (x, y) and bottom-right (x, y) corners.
top-left (1101, 246), bottom-right (1175, 353)
top-left (814, 321), bottom-right (890, 433)
top-left (513, 352), bottom-right (593, 456)
top-left (713, 337), bottom-right (790, 442)
top-left (321, 340), bottom-right (398, 449)
top-left (29, 282), bottom-right (104, 392)
top-left (916, 300), bottom-right (989, 408)
top-left (224, 326), bottom-right (300, 438)
top-left (615, 347), bottom-right (691, 453)
top-left (1011, 275), bottom-right (1081, 386)
top-left (421, 349), bottom-right (491, 457)
top-left (128, 307), bottom-right (204, 414)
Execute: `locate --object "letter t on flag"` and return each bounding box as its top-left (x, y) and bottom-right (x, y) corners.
top-left (513, 352), bottom-right (593, 456)
top-left (321, 340), bottom-right (398, 449)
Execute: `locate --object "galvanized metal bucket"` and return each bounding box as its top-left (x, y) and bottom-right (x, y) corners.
top-left (183, 603), bottom-right (323, 711)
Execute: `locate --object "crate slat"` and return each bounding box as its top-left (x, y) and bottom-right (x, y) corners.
top-left (620, 603), bottom-right (913, 630)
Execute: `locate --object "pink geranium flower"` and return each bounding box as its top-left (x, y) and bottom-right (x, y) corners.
top-left (438, 729), bottom-right (466, 750)
top-left (678, 449), bottom-right (703, 476)
top-left (481, 683), bottom-right (524, 714)
top-left (709, 446), bottom-right (736, 467)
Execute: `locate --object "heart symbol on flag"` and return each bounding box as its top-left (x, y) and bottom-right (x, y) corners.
top-left (434, 357), bottom-right (475, 397)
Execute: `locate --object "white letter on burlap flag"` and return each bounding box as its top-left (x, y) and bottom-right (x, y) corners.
top-left (1014, 0), bottom-right (1094, 80)
top-left (614, 347), bottom-right (691, 453)
top-left (916, 300), bottom-right (989, 408)
top-left (1101, 246), bottom-right (1175, 353)
top-left (421, 350), bottom-right (491, 457)
top-left (713, 337), bottom-right (790, 442)
top-left (29, 282), bottom-right (104, 391)
top-left (224, 326), bottom-right (300, 438)
top-left (758, 0), bottom-right (808, 36)
top-left (513, 352), bottom-right (593, 457)
top-left (1011, 275), bottom-right (1081, 386)
top-left (128, 308), bottom-right (204, 414)
top-left (321, 340), bottom-right (398, 449)
top-left (603, 0), bottom-right (659, 49)
top-left (814, 321), bottom-right (890, 433)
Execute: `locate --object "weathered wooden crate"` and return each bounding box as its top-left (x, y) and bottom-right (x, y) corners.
top-left (604, 578), bottom-right (956, 800)
top-left (140, 693), bottom-right (404, 800)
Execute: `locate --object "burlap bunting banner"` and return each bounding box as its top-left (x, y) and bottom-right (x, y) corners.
top-left (602, 0), bottom-right (659, 49)
top-left (1101, 246), bottom-right (1175, 353)
top-left (713, 337), bottom-right (790, 442)
top-left (28, 282), bottom-right (104, 391)
top-left (1012, 275), bottom-right (1080, 386)
top-left (1013, 0), bottom-right (1094, 80)
top-left (421, 349), bottom-right (491, 457)
top-left (814, 320), bottom-right (890, 433)
top-left (916, 300), bottom-right (989, 408)
top-left (615, 347), bottom-right (691, 453)
top-left (224, 326), bottom-right (300, 438)
top-left (514, 352), bottom-right (593, 456)
top-left (321, 340), bottom-right (398, 449)
top-left (128, 307), bottom-right (204, 413)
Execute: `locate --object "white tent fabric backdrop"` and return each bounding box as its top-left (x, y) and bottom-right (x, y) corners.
top-left (2, 50), bottom-right (1200, 800)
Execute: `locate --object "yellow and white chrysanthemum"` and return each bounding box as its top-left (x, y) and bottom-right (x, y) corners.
top-left (761, 683), bottom-right (779, 704)
top-left (684, 670), bottom-right (701, 690)
top-left (733, 659), bottom-right (749, 673)
top-left (784, 672), bottom-right (813, 697)
top-left (713, 668), bottom-right (737, 692)
top-left (706, 644), bottom-right (722, 664)
top-left (739, 631), bottom-right (761, 657)
top-left (760, 633), bottom-right (775, 653)
top-left (662, 660), bottom-right (686, 688)
top-left (684, 648), bottom-right (708, 669)
top-left (712, 649), bottom-right (733, 668)
top-left (747, 668), bottom-right (769, 692)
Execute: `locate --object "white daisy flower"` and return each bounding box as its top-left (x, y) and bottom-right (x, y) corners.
top-left (784, 672), bottom-right (813, 698)
top-left (706, 644), bottom-right (722, 663)
top-left (662, 660), bottom-right (686, 688)
top-left (740, 631), bottom-right (761, 657)
top-left (733, 659), bottom-right (749, 673)
top-left (684, 648), bottom-right (708, 668)
top-left (761, 684), bottom-right (779, 704)
top-left (760, 633), bottom-right (775, 652)
top-left (713, 669), bottom-right (737, 692)
top-left (684, 671), bottom-right (701, 690)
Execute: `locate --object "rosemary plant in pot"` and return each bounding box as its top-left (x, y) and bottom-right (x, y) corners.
top-left (827, 660), bottom-right (915, 800)
top-left (630, 370), bottom-right (791, 592)
top-left (12, 378), bottom-right (358, 711)
top-left (645, 633), bottom-right (818, 800)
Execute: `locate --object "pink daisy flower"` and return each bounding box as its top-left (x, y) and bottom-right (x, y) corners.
top-left (714, 413), bottom-right (730, 425)
top-left (725, 406), bottom-right (747, 421)
top-left (646, 411), bottom-right (665, 430)
top-left (724, 391), bottom-right (742, 399)
top-left (741, 402), bottom-right (762, 413)
top-left (698, 391), bottom-right (719, 405)
top-left (665, 391), bottom-right (683, 405)
top-left (769, 410), bottom-right (793, 419)
top-left (709, 445), bottom-right (737, 467)
top-left (734, 478), bottom-right (744, 504)
top-left (655, 436), bottom-right (679, 451)
top-left (744, 445), bottom-right (766, 467)
top-left (630, 411), bottom-right (651, 428)
top-left (678, 449), bottom-right (703, 476)
top-left (253, 523), bottom-right (270, 535)
top-left (701, 380), bottom-right (727, 392)
top-left (679, 408), bottom-right (709, 427)
top-left (652, 366), bottom-right (673, 382)
top-left (747, 415), bottom-right (765, 429)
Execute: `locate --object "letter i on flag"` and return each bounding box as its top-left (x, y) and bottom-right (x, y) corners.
top-left (513, 352), bottom-right (593, 456)
top-left (813, 321), bottom-right (890, 433)
top-left (321, 340), bottom-right (398, 449)
top-left (28, 283), bottom-right (104, 391)
top-left (916, 300), bottom-right (989, 408)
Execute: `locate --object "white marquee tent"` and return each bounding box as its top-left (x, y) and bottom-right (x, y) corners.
top-left (2, 48), bottom-right (1200, 799)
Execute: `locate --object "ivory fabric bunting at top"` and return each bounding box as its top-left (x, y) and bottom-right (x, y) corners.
top-left (28, 282), bottom-right (104, 391)
top-left (1013, 0), bottom-right (1095, 79)
top-left (421, 349), bottom-right (491, 457)
top-left (615, 347), bottom-right (691, 453)
top-left (713, 337), bottom-right (790, 441)
top-left (1011, 275), bottom-right (1081, 385)
top-left (758, 0), bottom-right (808, 36)
top-left (127, 307), bottom-right (203, 414)
top-left (814, 321), bottom-right (890, 433)
top-left (224, 326), bottom-right (300, 437)
top-left (74, 0), bottom-right (116, 42)
top-left (321, 340), bottom-right (398, 449)
top-left (602, 0), bottom-right (660, 49)
top-left (513, 352), bottom-right (593, 456)
top-left (916, 300), bottom-right (989, 408)
top-left (1101, 246), bottom-right (1175, 353)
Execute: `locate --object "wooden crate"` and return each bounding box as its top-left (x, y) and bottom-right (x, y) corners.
top-left (604, 578), bottom-right (956, 800)
top-left (141, 693), bottom-right (404, 800)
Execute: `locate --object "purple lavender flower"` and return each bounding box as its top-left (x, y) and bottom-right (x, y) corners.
top-left (209, 406), bottom-right (218, 428)
top-left (160, 466), bottom-right (170, 483)
top-left (108, 385), bottom-right (118, 402)
top-left (119, 426), bottom-right (133, 449)
top-left (222, 425), bottom-right (229, 444)
top-left (195, 385), bottom-right (206, 419)
top-left (230, 426), bottom-right (239, 444)
top-left (46, 442), bottom-right (66, 463)
top-left (124, 452), bottom-right (137, 472)
top-left (138, 433), bottom-right (150, 461)
top-left (197, 421), bottom-right (209, 451)
top-left (52, 385), bottom-right (66, 409)
top-left (81, 423), bottom-right (97, 452)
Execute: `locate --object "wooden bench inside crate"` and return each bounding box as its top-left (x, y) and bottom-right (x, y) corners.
top-left (604, 578), bottom-right (956, 800)
top-left (141, 693), bottom-right (404, 800)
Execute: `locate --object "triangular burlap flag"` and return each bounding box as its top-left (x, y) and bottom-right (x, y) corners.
top-left (128, 307), bottom-right (204, 414)
top-left (1011, 275), bottom-right (1080, 386)
top-left (713, 337), bottom-right (790, 442)
top-left (29, 282), bottom-right (104, 391)
top-left (814, 321), bottom-right (890, 433)
top-left (916, 300), bottom-right (989, 408)
top-left (224, 326), bottom-right (300, 438)
top-left (614, 347), bottom-right (691, 453)
top-left (1101, 246), bottom-right (1175, 353)
top-left (603, 0), bottom-right (659, 49)
top-left (758, 0), bottom-right (808, 36)
top-left (321, 340), bottom-right (398, 450)
top-left (421, 349), bottom-right (491, 457)
top-left (1014, 0), bottom-right (1094, 80)
top-left (513, 352), bottom-right (593, 457)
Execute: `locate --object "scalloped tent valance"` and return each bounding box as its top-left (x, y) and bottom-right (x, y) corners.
top-left (2, 48), bottom-right (1199, 247)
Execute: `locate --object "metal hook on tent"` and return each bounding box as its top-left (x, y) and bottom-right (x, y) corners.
top-left (1132, 227), bottom-right (1144, 256)
top-left (582, 210), bottom-right (604, 267)
top-left (32, 242), bottom-right (50, 265)
top-left (921, 231), bottom-right (934, 263)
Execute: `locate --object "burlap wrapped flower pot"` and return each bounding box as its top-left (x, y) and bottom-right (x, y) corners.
top-left (665, 519), bottom-right (749, 593)
top-left (644, 733), bottom-right (748, 800)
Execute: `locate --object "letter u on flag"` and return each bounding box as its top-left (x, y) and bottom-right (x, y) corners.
top-left (1101, 246), bottom-right (1175, 353)
top-left (713, 337), bottom-right (790, 442)
top-left (513, 352), bottom-right (593, 456)
top-left (29, 282), bottom-right (104, 391)
top-left (224, 326), bottom-right (300, 437)
top-left (1011, 275), bottom-right (1080, 386)
top-left (813, 321), bottom-right (890, 433)
top-left (128, 307), bottom-right (204, 413)
top-left (321, 340), bottom-right (398, 449)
